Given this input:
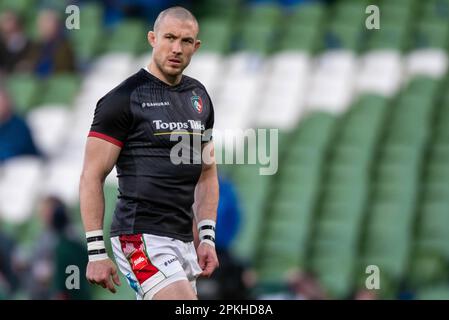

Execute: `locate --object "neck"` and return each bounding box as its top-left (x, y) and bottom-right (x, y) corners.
top-left (147, 62), bottom-right (181, 86)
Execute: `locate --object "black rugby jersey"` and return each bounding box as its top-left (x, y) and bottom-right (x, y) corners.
top-left (88, 68), bottom-right (214, 241)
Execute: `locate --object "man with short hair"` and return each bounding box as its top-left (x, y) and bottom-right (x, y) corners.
top-left (79, 6), bottom-right (219, 300)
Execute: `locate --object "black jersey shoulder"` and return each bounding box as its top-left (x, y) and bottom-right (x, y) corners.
top-left (181, 74), bottom-right (208, 91)
top-left (89, 70), bottom-right (150, 146)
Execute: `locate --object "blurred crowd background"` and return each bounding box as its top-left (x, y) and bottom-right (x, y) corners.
top-left (1, 0), bottom-right (449, 300)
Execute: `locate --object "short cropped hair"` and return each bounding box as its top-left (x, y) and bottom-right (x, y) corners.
top-left (153, 6), bottom-right (199, 34)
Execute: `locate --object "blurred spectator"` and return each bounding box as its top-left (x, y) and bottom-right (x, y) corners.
top-left (215, 175), bottom-right (241, 251)
top-left (28, 9), bottom-right (75, 77)
top-left (0, 11), bottom-right (34, 74)
top-left (197, 175), bottom-right (250, 299)
top-left (24, 196), bottom-right (91, 299)
top-left (353, 288), bottom-right (379, 300)
top-left (288, 271), bottom-right (328, 300)
top-left (0, 87), bottom-right (40, 162)
top-left (0, 225), bottom-right (20, 298)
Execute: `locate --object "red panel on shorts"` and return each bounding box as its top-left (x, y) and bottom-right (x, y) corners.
top-left (119, 234), bottom-right (159, 284)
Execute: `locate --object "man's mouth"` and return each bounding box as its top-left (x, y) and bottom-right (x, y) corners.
top-left (168, 58), bottom-right (181, 65)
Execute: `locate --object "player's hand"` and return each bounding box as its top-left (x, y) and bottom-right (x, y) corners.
top-left (86, 258), bottom-right (121, 293)
top-left (197, 243), bottom-right (219, 277)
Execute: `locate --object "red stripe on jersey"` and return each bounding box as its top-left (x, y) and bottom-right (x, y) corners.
top-left (119, 234), bottom-right (159, 285)
top-left (88, 131), bottom-right (124, 148)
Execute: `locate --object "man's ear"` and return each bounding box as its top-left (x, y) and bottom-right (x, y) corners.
top-left (148, 31), bottom-right (156, 48)
top-left (194, 39), bottom-right (201, 52)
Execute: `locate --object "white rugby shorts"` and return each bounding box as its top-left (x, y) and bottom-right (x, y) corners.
top-left (111, 233), bottom-right (202, 300)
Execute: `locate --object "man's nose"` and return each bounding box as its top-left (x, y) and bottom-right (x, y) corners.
top-left (171, 40), bottom-right (182, 54)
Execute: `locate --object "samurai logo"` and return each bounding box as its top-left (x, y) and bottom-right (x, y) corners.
top-left (190, 90), bottom-right (203, 114)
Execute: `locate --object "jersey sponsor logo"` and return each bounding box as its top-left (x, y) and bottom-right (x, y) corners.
top-left (153, 120), bottom-right (205, 131)
top-left (190, 95), bottom-right (203, 114)
top-left (119, 234), bottom-right (159, 284)
top-left (132, 255), bottom-right (146, 269)
top-left (141, 101), bottom-right (170, 108)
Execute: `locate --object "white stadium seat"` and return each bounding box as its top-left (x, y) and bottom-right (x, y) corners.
top-left (0, 157), bottom-right (43, 223)
top-left (355, 50), bottom-right (403, 97)
top-left (405, 49), bottom-right (448, 80)
top-left (26, 105), bottom-right (71, 157)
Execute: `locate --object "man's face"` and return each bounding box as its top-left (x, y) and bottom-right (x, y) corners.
top-left (37, 10), bottom-right (59, 41)
top-left (0, 12), bottom-right (19, 36)
top-left (148, 16), bottom-right (200, 78)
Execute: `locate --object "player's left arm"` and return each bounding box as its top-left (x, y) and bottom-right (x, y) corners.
top-left (193, 141), bottom-right (219, 277)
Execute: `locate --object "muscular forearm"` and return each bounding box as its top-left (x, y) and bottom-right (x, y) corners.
top-left (194, 164), bottom-right (219, 223)
top-left (79, 172), bottom-right (106, 232)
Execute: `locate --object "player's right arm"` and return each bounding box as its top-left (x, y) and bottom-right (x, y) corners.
top-left (79, 137), bottom-right (122, 293)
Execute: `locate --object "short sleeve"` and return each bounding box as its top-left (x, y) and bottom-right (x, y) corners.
top-left (203, 92), bottom-right (214, 143)
top-left (88, 89), bottom-right (131, 148)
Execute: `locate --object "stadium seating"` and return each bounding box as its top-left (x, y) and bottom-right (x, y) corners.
top-left (2, 0), bottom-right (449, 300)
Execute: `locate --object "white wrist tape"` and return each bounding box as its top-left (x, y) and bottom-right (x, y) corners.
top-left (198, 219), bottom-right (216, 247)
top-left (86, 230), bottom-right (108, 261)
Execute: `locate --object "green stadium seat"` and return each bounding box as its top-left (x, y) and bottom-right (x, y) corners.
top-left (326, 163), bottom-right (368, 185)
top-left (421, 0), bottom-right (449, 24)
top-left (279, 25), bottom-right (321, 52)
top-left (319, 201), bottom-right (366, 225)
top-left (373, 183), bottom-right (417, 203)
top-left (105, 20), bottom-right (147, 54)
top-left (430, 144), bottom-right (449, 163)
top-left (39, 74), bottom-right (80, 106)
top-left (415, 20), bottom-right (449, 49)
top-left (198, 19), bottom-right (233, 53)
top-left (367, 202), bottom-right (415, 232)
top-left (6, 73), bottom-right (40, 114)
top-left (0, 0), bottom-right (34, 15)
top-left (71, 26), bottom-right (102, 62)
top-left (378, 2), bottom-right (413, 27)
top-left (79, 2), bottom-right (103, 27)
top-left (240, 24), bottom-right (274, 54)
top-left (419, 202), bottom-right (449, 240)
top-left (426, 163), bottom-right (449, 183)
top-left (407, 251), bottom-right (448, 289)
top-left (325, 21), bottom-right (362, 51)
top-left (331, 145), bottom-right (372, 166)
top-left (381, 144), bottom-right (422, 162)
top-left (285, 146), bottom-right (322, 166)
top-left (417, 285), bottom-right (449, 300)
top-left (361, 250), bottom-right (409, 280)
top-left (333, 1), bottom-right (367, 27)
top-left (290, 2), bottom-right (325, 27)
top-left (423, 183), bottom-right (449, 204)
top-left (231, 165), bottom-right (272, 262)
top-left (246, 3), bottom-right (282, 25)
top-left (310, 256), bottom-right (354, 298)
top-left (194, 0), bottom-right (240, 19)
top-left (366, 22), bottom-right (409, 51)
top-left (293, 113), bottom-right (336, 147)
top-left (313, 220), bottom-right (360, 251)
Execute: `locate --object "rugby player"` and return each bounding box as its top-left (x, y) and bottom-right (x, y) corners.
top-left (79, 6), bottom-right (219, 300)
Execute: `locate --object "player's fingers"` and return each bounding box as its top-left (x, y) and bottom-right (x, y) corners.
top-left (201, 260), bottom-right (216, 277)
top-left (112, 268), bottom-right (121, 286)
top-left (105, 277), bottom-right (117, 293)
top-left (198, 253), bottom-right (206, 270)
